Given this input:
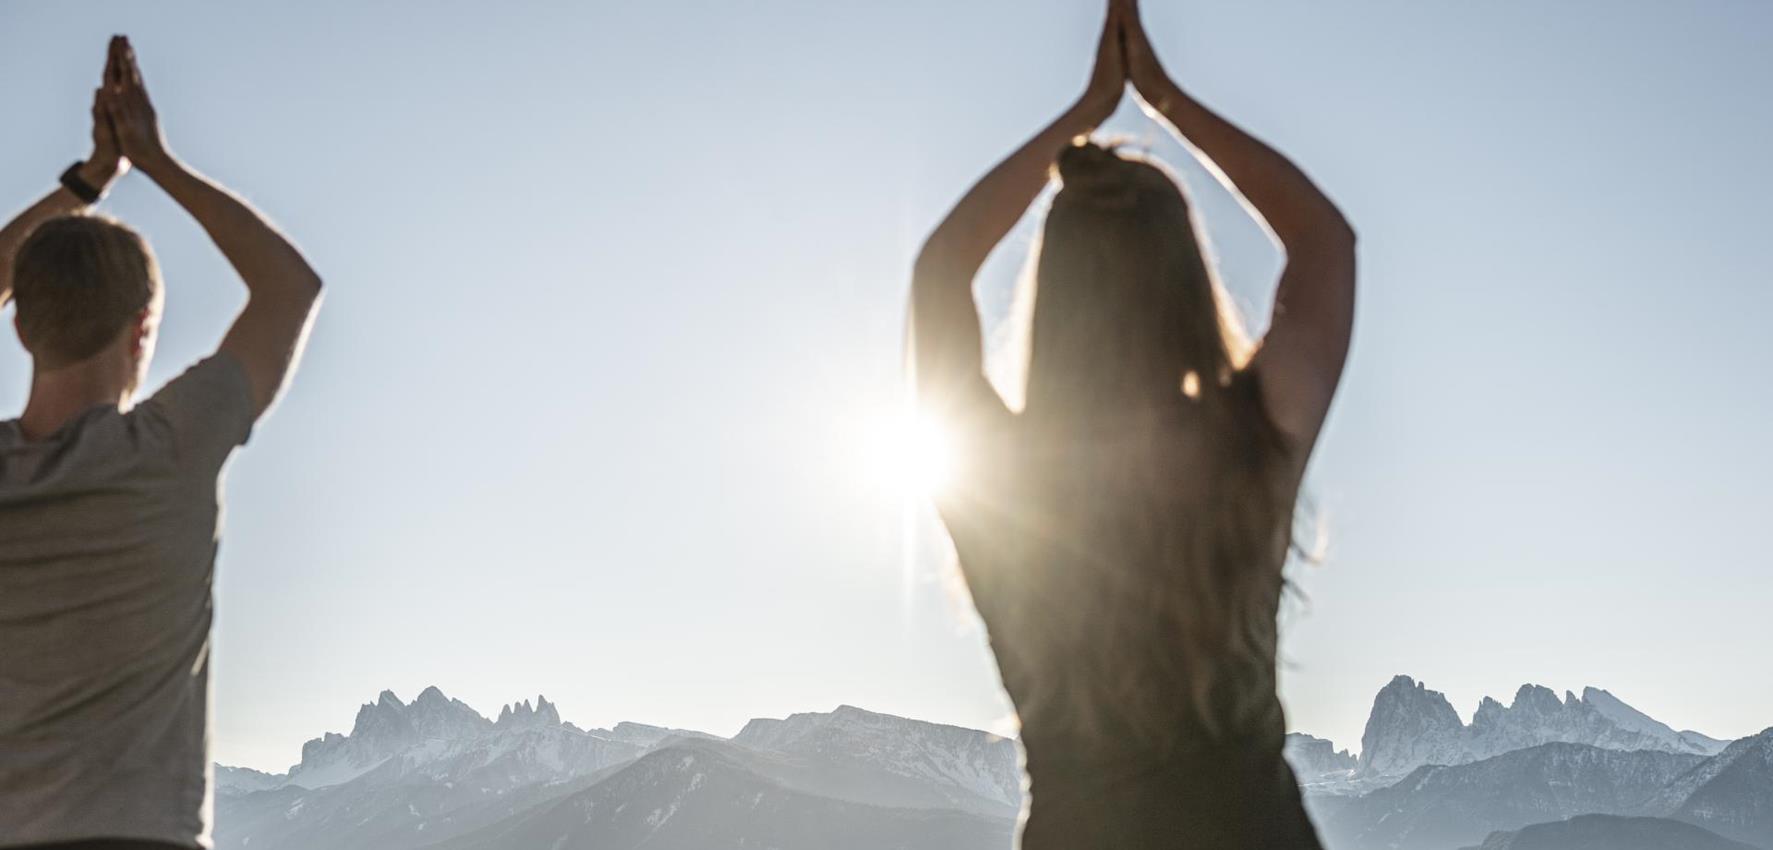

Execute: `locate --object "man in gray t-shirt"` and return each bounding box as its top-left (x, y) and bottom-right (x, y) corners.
top-left (0, 37), bottom-right (322, 850)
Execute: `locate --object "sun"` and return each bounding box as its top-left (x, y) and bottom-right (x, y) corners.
top-left (869, 409), bottom-right (956, 499)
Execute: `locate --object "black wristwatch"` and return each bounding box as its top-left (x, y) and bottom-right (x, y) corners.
top-left (59, 161), bottom-right (105, 204)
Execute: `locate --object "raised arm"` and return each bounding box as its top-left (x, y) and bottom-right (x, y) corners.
top-left (104, 37), bottom-right (323, 419)
top-left (1122, 0), bottom-right (1355, 445)
top-left (911, 2), bottom-right (1126, 419)
top-left (0, 49), bottom-right (129, 309)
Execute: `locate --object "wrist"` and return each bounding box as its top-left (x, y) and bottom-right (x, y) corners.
top-left (1074, 89), bottom-right (1119, 127)
top-left (135, 150), bottom-right (182, 183)
top-left (77, 156), bottom-right (123, 194)
top-left (1133, 72), bottom-right (1182, 109)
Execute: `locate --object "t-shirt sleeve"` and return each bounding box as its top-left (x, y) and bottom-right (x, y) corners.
top-left (139, 353), bottom-right (257, 474)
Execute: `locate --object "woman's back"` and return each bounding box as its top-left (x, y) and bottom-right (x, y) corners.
top-left (937, 392), bottom-right (1320, 849)
top-left (908, 2), bottom-right (1355, 845)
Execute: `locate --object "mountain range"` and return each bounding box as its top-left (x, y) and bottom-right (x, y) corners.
top-left (1461, 815), bottom-right (1761, 850)
top-left (215, 689), bottom-right (1021, 850)
top-left (214, 677), bottom-right (1766, 850)
top-left (1357, 676), bottom-right (1727, 780)
top-left (1301, 676), bottom-right (1770, 850)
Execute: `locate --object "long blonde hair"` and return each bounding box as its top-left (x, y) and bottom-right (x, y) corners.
top-left (993, 142), bottom-right (1294, 750)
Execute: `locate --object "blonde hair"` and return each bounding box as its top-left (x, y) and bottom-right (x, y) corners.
top-left (986, 142), bottom-right (1293, 750)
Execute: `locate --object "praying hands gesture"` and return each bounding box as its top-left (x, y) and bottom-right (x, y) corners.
top-left (98, 36), bottom-right (174, 177)
top-left (0, 39), bottom-right (135, 306)
top-left (914, 0), bottom-right (1355, 446)
top-left (86, 35), bottom-right (326, 419)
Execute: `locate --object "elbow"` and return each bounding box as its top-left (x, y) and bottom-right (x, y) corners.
top-left (1315, 210), bottom-right (1358, 255)
top-left (285, 277), bottom-right (324, 317)
top-left (273, 274), bottom-right (325, 314)
top-left (1286, 218), bottom-right (1357, 265)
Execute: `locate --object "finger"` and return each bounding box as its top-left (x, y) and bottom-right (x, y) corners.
top-left (1104, 3), bottom-right (1126, 47)
top-left (109, 35), bottom-right (129, 88)
top-left (122, 38), bottom-right (143, 88)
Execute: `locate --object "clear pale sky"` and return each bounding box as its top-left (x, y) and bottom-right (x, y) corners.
top-left (2, 1), bottom-right (1768, 771)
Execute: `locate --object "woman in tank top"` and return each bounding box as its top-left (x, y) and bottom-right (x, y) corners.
top-left (909, 1), bottom-right (1356, 846)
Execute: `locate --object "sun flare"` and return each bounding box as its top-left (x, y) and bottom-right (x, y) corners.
top-left (870, 410), bottom-right (956, 499)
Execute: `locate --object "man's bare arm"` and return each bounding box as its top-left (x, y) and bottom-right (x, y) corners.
top-left (105, 37), bottom-right (322, 418)
top-left (0, 48), bottom-right (129, 309)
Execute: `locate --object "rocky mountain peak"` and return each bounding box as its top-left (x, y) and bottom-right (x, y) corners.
top-left (351, 691), bottom-right (417, 743)
top-left (1511, 684), bottom-right (1562, 715)
top-left (495, 695), bottom-right (562, 729)
top-left (1360, 675), bottom-right (1726, 780)
top-left (280, 687), bottom-right (648, 792)
top-left (1359, 676), bottom-right (1467, 777)
top-left (415, 685), bottom-right (447, 705)
top-left (1284, 733), bottom-right (1358, 783)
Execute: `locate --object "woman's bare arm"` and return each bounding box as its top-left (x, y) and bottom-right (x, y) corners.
top-left (1122, 0), bottom-right (1355, 445)
top-left (911, 2), bottom-right (1127, 419)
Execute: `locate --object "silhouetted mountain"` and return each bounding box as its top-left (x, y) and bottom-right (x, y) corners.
top-left (1320, 742), bottom-right (1707, 850)
top-left (1460, 814), bottom-right (1759, 850)
top-left (1652, 728), bottom-right (1773, 847)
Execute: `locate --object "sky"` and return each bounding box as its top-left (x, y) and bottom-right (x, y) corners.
top-left (2, 0), bottom-right (1769, 771)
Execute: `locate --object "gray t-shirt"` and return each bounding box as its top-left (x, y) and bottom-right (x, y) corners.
top-left (0, 354), bottom-right (255, 849)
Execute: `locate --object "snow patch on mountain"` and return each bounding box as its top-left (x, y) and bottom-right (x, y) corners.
top-left (1583, 687), bottom-right (1728, 756)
